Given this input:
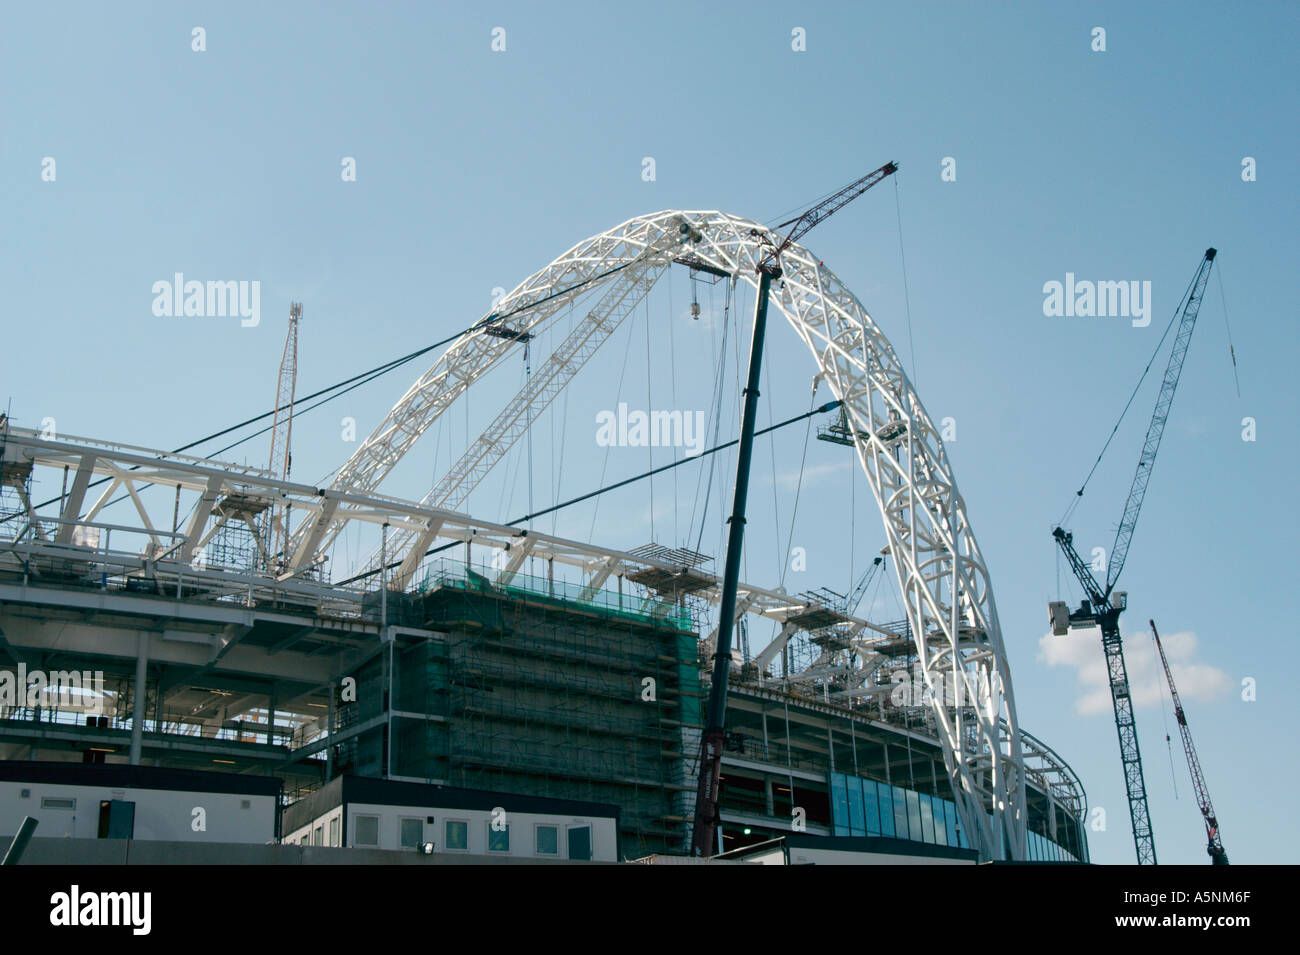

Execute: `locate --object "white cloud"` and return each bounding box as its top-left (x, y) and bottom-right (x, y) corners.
top-left (1037, 625), bottom-right (1232, 717)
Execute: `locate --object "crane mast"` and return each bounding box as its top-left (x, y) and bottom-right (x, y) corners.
top-left (691, 161), bottom-right (898, 857)
top-left (1049, 248), bottom-right (1217, 865)
top-left (1051, 528), bottom-right (1154, 863)
top-left (267, 302), bottom-right (302, 571)
top-left (1150, 619), bottom-right (1229, 865)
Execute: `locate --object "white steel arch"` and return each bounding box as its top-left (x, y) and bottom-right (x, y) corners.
top-left (303, 210), bottom-right (1028, 860)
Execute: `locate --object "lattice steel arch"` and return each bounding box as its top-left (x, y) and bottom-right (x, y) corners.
top-left (307, 210), bottom-right (1028, 859)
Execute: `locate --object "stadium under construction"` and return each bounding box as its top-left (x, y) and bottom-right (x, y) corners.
top-left (0, 206), bottom-right (1090, 864)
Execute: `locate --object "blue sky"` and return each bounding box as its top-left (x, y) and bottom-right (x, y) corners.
top-left (2, 1), bottom-right (1297, 864)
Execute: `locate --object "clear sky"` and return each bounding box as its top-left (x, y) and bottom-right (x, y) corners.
top-left (2, 1), bottom-right (1297, 864)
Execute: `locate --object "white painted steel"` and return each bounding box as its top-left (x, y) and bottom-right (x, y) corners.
top-left (303, 210), bottom-right (1027, 859)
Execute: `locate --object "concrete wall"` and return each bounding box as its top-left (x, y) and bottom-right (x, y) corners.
top-left (11, 837), bottom-right (614, 865)
top-left (0, 780), bottom-right (276, 844)
top-left (786, 846), bottom-right (976, 865)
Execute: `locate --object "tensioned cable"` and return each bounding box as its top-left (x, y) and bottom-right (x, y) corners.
top-left (12, 261), bottom-right (639, 521)
top-left (1057, 262), bottom-right (1202, 528)
top-left (778, 392), bottom-right (817, 591)
top-left (339, 399), bottom-right (843, 586)
top-left (849, 433), bottom-right (857, 592)
top-left (1156, 640), bottom-right (1180, 799)
top-left (525, 339), bottom-right (535, 532)
top-left (894, 175), bottom-right (919, 386)
top-left (760, 180), bottom-right (852, 231)
top-left (587, 297), bottom-right (639, 542)
top-left (690, 276), bottom-right (733, 557)
top-left (553, 305), bottom-right (573, 537)
top-left (6, 342), bottom-right (434, 525)
top-left (1216, 264), bottom-right (1241, 399)
top-left (765, 362), bottom-right (782, 575)
top-left (645, 295), bottom-right (655, 544)
top-left (11, 351), bottom-right (434, 528)
top-left (668, 265), bottom-right (680, 546)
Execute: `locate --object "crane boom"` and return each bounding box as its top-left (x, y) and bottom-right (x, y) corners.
top-left (692, 160), bottom-right (899, 857)
top-left (1150, 619), bottom-right (1229, 865)
top-left (1050, 246), bottom-right (1219, 865)
top-left (761, 161), bottom-right (899, 270)
top-left (846, 555), bottom-right (884, 615)
top-left (1106, 249), bottom-right (1217, 593)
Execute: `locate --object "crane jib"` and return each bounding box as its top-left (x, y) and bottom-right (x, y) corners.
top-left (1106, 249), bottom-right (1217, 592)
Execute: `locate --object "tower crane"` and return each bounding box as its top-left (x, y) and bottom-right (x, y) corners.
top-left (691, 160), bottom-right (899, 857)
top-left (1149, 618), bottom-right (1229, 864)
top-left (266, 302), bottom-right (302, 571)
top-left (1049, 248), bottom-right (1217, 865)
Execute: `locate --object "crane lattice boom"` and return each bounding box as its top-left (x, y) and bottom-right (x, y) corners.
top-left (1050, 247), bottom-right (1219, 865)
top-left (1150, 619), bottom-right (1229, 865)
top-left (1107, 250), bottom-right (1217, 593)
top-left (693, 160), bottom-right (899, 857)
top-left (267, 302), bottom-right (301, 568)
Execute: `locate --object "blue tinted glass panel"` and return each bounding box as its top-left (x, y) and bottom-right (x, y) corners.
top-left (957, 814), bottom-right (969, 849)
top-left (846, 777), bottom-right (865, 836)
top-left (919, 795), bottom-right (935, 844)
top-left (830, 773), bottom-right (850, 835)
top-left (943, 800), bottom-right (958, 847)
top-left (906, 790), bottom-right (922, 842)
top-left (878, 785), bottom-right (895, 838)
top-left (862, 780), bottom-right (881, 836)
top-left (892, 786), bottom-right (909, 840)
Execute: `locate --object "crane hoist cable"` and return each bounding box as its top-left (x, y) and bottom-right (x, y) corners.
top-left (690, 274), bottom-right (734, 558)
top-left (338, 398), bottom-right (844, 586)
top-left (1216, 265), bottom-right (1241, 398)
top-left (685, 277), bottom-right (719, 542)
top-left (778, 387), bottom-right (818, 592)
top-left (894, 174), bottom-right (919, 386)
top-left (765, 360), bottom-right (782, 574)
top-left (587, 295), bottom-right (639, 543)
top-left (645, 293), bottom-right (655, 544)
top-left (668, 263), bottom-right (679, 544)
top-left (1157, 657), bottom-right (1180, 799)
top-left (552, 302), bottom-right (574, 537)
top-left (525, 328), bottom-right (534, 532)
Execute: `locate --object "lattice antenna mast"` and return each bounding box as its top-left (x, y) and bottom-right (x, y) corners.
top-left (267, 303), bottom-right (302, 567)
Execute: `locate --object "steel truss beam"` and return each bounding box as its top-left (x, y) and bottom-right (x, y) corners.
top-left (299, 209), bottom-right (1027, 859)
top-left (0, 427), bottom-right (893, 643)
